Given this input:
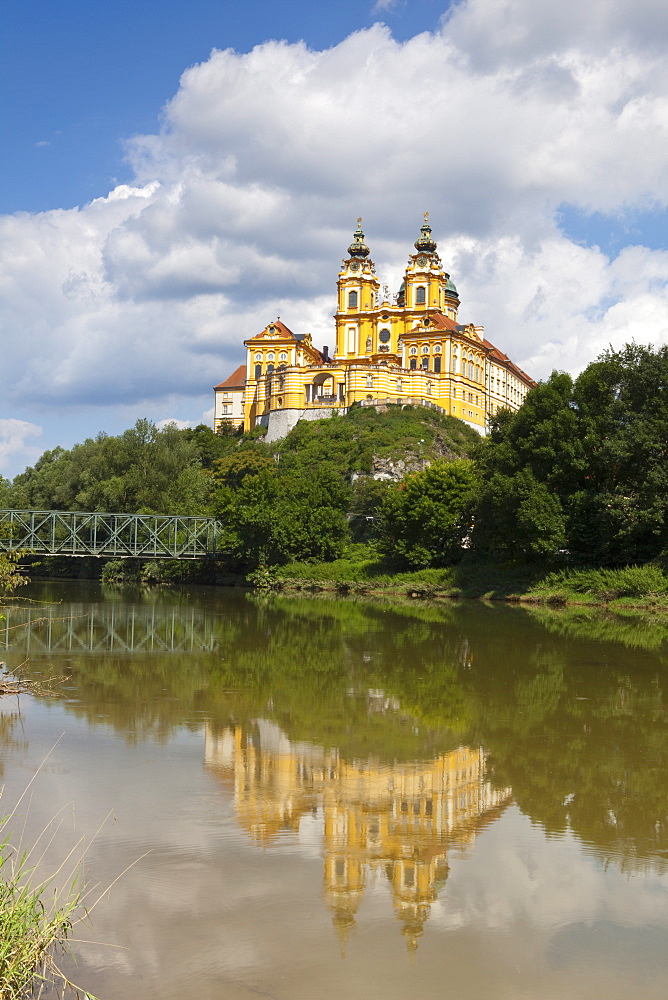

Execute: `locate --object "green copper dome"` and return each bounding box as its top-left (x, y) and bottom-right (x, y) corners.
top-left (444, 276), bottom-right (459, 298)
top-left (347, 218), bottom-right (370, 258)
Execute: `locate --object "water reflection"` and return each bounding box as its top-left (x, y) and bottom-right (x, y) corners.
top-left (206, 720), bottom-right (510, 952)
top-left (0, 599), bottom-right (219, 653)
top-left (2, 583), bottom-right (668, 999)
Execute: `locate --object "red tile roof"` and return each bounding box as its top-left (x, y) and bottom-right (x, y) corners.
top-left (214, 364), bottom-right (247, 390)
top-left (247, 319), bottom-right (298, 341)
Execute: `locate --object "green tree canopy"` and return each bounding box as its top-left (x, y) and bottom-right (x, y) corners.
top-left (377, 459), bottom-right (479, 568)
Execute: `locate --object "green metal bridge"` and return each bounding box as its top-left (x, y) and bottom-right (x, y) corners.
top-left (0, 510), bottom-right (220, 560)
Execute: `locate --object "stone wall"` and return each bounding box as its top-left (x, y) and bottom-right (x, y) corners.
top-left (261, 406), bottom-right (348, 444)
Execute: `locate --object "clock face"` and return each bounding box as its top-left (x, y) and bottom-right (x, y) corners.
top-left (417, 254), bottom-right (428, 266)
top-left (350, 261), bottom-right (360, 271)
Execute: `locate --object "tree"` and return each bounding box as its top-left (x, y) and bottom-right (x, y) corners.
top-left (214, 463), bottom-right (350, 569)
top-left (472, 469), bottom-right (566, 560)
top-left (377, 460), bottom-right (479, 568)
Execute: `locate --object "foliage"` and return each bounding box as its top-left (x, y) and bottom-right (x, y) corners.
top-left (275, 403), bottom-right (478, 480)
top-left (348, 478), bottom-right (392, 542)
top-left (0, 553), bottom-right (28, 595)
top-left (214, 464), bottom-right (350, 569)
top-left (475, 345), bottom-right (668, 566)
top-left (7, 420), bottom-right (212, 516)
top-left (472, 468), bottom-right (566, 560)
top-left (377, 460), bottom-right (479, 568)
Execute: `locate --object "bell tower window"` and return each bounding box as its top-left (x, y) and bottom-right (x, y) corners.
top-left (416, 286), bottom-right (426, 305)
top-left (348, 290), bottom-right (358, 309)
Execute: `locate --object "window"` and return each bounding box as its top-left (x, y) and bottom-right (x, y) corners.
top-left (433, 356), bottom-right (441, 373)
top-left (348, 290), bottom-right (358, 309)
top-left (267, 364), bottom-right (274, 374)
top-left (409, 346), bottom-right (418, 355)
top-left (222, 405), bottom-right (229, 414)
top-left (379, 328), bottom-right (391, 343)
top-left (468, 362), bottom-right (474, 379)
top-left (267, 352), bottom-right (275, 362)
top-left (421, 345), bottom-right (429, 354)
top-left (254, 364), bottom-right (262, 379)
top-left (279, 352), bottom-right (288, 362)
top-left (434, 344), bottom-right (442, 353)
top-left (416, 286), bottom-right (426, 305)
top-left (254, 352), bottom-right (262, 362)
top-left (421, 357), bottom-right (429, 369)
top-left (410, 358), bottom-right (417, 370)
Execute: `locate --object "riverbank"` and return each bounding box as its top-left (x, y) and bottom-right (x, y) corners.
top-left (270, 547), bottom-right (668, 611)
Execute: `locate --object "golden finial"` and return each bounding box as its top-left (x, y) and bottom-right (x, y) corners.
top-left (357, 217), bottom-right (362, 228)
top-left (424, 211), bottom-right (429, 225)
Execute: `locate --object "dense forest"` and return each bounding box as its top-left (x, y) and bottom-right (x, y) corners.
top-left (3, 342), bottom-right (668, 577)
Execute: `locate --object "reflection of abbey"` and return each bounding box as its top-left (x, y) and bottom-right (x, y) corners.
top-left (205, 716), bottom-right (511, 955)
top-left (214, 216), bottom-right (535, 439)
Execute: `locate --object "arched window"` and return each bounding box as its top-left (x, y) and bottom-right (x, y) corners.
top-left (348, 290), bottom-right (358, 309)
top-left (416, 286), bottom-right (426, 305)
top-left (421, 345), bottom-right (429, 354)
top-left (267, 352), bottom-right (275, 362)
top-left (409, 346), bottom-right (418, 356)
top-left (254, 352), bottom-right (262, 362)
top-left (421, 357), bottom-right (429, 370)
top-left (434, 344), bottom-right (442, 353)
top-left (468, 362), bottom-right (474, 380)
top-left (267, 364), bottom-right (274, 375)
top-left (433, 356), bottom-right (441, 373)
top-left (254, 364), bottom-right (262, 379)
top-left (410, 358), bottom-right (417, 370)
top-left (279, 352), bottom-right (288, 362)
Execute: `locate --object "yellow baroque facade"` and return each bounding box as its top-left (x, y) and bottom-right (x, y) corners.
top-left (213, 217), bottom-right (535, 439)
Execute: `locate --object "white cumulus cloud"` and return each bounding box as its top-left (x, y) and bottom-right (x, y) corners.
top-left (0, 419), bottom-right (42, 476)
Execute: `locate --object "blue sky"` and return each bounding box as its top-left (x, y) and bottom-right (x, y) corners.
top-left (1, 0), bottom-right (668, 479)
top-left (2, 0), bottom-right (448, 214)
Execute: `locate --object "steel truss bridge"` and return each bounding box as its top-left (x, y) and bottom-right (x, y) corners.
top-left (0, 510), bottom-right (220, 560)
top-left (1, 602), bottom-right (219, 654)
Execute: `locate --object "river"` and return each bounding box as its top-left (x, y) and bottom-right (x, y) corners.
top-left (1, 581), bottom-right (667, 1000)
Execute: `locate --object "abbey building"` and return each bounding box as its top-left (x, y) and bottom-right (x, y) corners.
top-left (214, 218), bottom-right (535, 439)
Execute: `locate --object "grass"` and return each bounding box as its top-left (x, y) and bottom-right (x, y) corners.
top-left (0, 758), bottom-right (92, 1000)
top-left (0, 831), bottom-right (83, 999)
top-left (272, 545), bottom-right (668, 608)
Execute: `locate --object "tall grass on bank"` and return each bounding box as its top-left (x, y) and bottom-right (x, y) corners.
top-left (0, 745), bottom-right (97, 1000)
top-left (0, 827), bottom-right (83, 999)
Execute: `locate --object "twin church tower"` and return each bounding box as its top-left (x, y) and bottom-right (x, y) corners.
top-left (214, 217), bottom-right (534, 439)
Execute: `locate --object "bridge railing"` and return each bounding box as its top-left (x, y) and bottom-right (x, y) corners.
top-left (0, 510), bottom-right (220, 559)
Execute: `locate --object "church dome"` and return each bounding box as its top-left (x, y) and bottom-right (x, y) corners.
top-left (444, 276), bottom-right (459, 298)
top-left (347, 219), bottom-right (370, 258)
top-left (414, 214), bottom-right (437, 254)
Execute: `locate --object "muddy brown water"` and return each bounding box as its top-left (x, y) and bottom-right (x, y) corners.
top-left (1, 581), bottom-right (668, 1000)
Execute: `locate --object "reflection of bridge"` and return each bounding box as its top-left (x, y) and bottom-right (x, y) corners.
top-left (1, 603), bottom-right (219, 654)
top-left (0, 510), bottom-right (220, 559)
